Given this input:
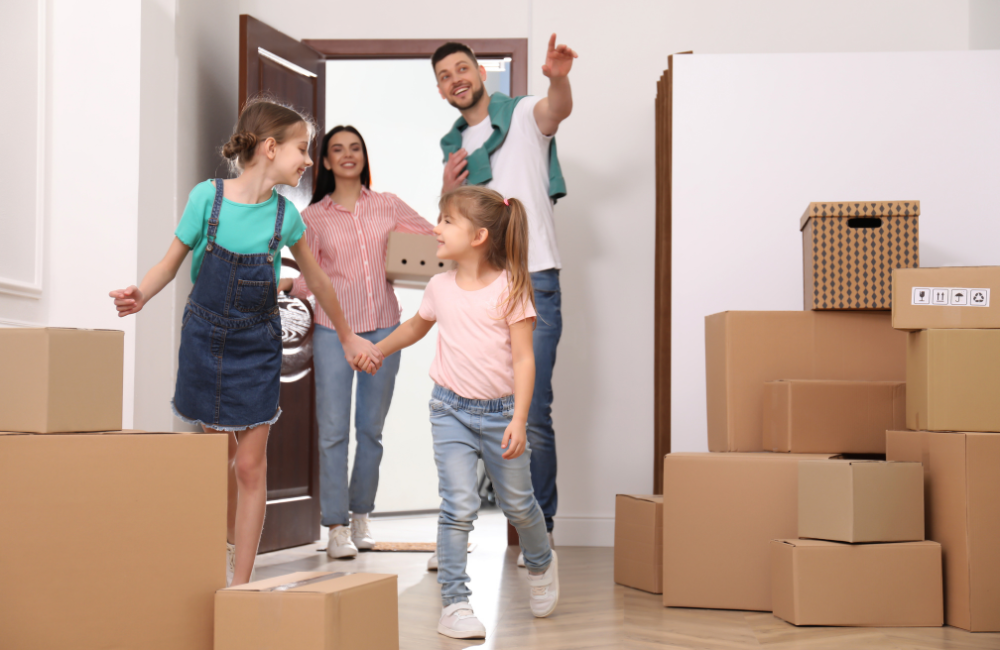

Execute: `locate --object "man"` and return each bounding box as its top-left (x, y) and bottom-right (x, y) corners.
top-left (432, 35), bottom-right (577, 567)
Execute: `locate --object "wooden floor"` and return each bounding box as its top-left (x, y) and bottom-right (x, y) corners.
top-left (255, 511), bottom-right (1000, 650)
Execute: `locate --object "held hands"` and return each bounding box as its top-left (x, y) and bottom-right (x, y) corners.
top-left (541, 33), bottom-right (578, 79)
top-left (109, 285), bottom-right (146, 317)
top-left (344, 334), bottom-right (383, 375)
top-left (501, 419), bottom-right (528, 460)
top-left (442, 149), bottom-right (469, 194)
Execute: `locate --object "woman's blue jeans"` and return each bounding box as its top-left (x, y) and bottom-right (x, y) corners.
top-left (313, 323), bottom-right (400, 527)
top-left (430, 384), bottom-right (552, 606)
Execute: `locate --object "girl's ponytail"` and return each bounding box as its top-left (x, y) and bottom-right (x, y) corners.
top-left (501, 198), bottom-right (536, 324)
top-left (438, 186), bottom-right (536, 324)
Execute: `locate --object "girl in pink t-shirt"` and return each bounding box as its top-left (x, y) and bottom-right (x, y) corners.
top-left (360, 186), bottom-right (558, 639)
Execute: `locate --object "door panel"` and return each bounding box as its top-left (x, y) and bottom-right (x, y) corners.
top-left (239, 14), bottom-right (325, 552)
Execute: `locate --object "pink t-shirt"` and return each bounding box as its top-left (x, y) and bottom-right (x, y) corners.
top-left (418, 270), bottom-right (536, 400)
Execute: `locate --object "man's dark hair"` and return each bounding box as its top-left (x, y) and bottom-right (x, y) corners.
top-left (432, 42), bottom-right (478, 71)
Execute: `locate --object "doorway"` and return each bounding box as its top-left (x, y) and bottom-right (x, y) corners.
top-left (323, 58), bottom-right (512, 514)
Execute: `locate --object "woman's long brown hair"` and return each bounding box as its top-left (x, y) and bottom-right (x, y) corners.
top-left (440, 186), bottom-right (536, 324)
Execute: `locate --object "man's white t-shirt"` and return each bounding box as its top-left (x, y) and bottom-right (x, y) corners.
top-left (459, 96), bottom-right (561, 273)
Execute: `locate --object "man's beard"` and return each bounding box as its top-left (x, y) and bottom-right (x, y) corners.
top-left (447, 81), bottom-right (486, 110)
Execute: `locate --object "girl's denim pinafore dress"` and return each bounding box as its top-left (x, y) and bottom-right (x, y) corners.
top-left (172, 178), bottom-right (285, 431)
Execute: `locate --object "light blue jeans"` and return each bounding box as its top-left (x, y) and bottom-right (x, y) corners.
top-left (313, 323), bottom-right (401, 527)
top-left (430, 384), bottom-right (552, 606)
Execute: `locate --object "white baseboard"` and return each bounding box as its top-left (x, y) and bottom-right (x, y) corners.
top-left (552, 515), bottom-right (614, 547)
top-left (0, 316), bottom-right (41, 328)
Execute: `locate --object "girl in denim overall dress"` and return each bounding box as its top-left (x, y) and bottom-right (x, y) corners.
top-left (358, 186), bottom-right (559, 639)
top-left (110, 99), bottom-right (383, 586)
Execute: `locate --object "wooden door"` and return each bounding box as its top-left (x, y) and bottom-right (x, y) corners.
top-left (239, 15), bottom-right (326, 552)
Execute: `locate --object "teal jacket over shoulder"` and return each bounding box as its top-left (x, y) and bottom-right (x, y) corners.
top-left (440, 92), bottom-right (567, 201)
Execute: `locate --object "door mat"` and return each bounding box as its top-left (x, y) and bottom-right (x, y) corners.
top-left (317, 542), bottom-right (476, 553)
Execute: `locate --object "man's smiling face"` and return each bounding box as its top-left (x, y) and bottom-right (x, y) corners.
top-left (435, 52), bottom-right (487, 110)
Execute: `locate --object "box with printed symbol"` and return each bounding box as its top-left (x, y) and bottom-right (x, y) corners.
top-left (801, 201), bottom-right (919, 311)
top-left (385, 232), bottom-right (455, 287)
top-left (894, 267), bottom-right (1000, 330)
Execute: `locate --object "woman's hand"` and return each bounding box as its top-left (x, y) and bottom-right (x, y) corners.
top-left (343, 334), bottom-right (383, 375)
top-left (501, 418), bottom-right (528, 460)
top-left (109, 285), bottom-right (146, 317)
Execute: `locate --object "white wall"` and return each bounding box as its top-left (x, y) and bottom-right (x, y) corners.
top-left (0, 1), bottom-right (142, 425)
top-left (671, 51), bottom-right (1000, 454)
top-left (231, 0), bottom-right (980, 545)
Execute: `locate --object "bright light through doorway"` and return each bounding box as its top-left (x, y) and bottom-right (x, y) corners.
top-left (315, 58), bottom-right (511, 513)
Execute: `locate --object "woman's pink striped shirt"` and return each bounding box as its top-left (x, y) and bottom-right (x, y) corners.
top-left (290, 188), bottom-right (435, 333)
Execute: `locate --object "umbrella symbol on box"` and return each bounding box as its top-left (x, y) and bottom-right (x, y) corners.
top-left (955, 292), bottom-right (964, 300)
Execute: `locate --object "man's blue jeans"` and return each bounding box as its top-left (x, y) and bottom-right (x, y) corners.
top-left (529, 270), bottom-right (562, 532)
top-left (313, 323), bottom-right (401, 527)
top-left (430, 384), bottom-right (552, 606)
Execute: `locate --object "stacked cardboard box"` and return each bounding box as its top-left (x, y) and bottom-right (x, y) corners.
top-left (886, 266), bottom-right (1000, 632)
top-left (655, 202), bottom-right (916, 613)
top-left (770, 459), bottom-right (942, 627)
top-left (0, 328), bottom-right (228, 650)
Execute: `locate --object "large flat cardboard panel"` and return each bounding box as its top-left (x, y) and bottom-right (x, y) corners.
top-left (906, 330), bottom-right (1000, 432)
top-left (763, 380), bottom-right (905, 454)
top-left (614, 494), bottom-right (663, 593)
top-left (705, 311), bottom-right (906, 451)
top-left (887, 430), bottom-right (1000, 631)
top-left (215, 572), bottom-right (399, 650)
top-left (662, 452), bottom-right (837, 611)
top-left (893, 266), bottom-right (1000, 331)
top-left (800, 201), bottom-right (919, 311)
top-left (0, 328), bottom-right (124, 433)
top-left (384, 232), bottom-right (454, 285)
top-left (0, 432), bottom-right (227, 650)
top-left (770, 539), bottom-right (942, 627)
top-left (798, 460), bottom-right (924, 543)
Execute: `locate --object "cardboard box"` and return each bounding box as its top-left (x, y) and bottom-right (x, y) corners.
top-left (801, 201), bottom-right (919, 311)
top-left (0, 327), bottom-right (124, 433)
top-left (893, 266), bottom-right (1000, 331)
top-left (385, 232), bottom-right (455, 286)
top-left (614, 494), bottom-right (663, 593)
top-left (771, 539), bottom-right (943, 627)
top-left (907, 329), bottom-right (1000, 432)
top-left (798, 459), bottom-right (924, 543)
top-left (763, 379), bottom-right (906, 454)
top-left (215, 572), bottom-right (399, 650)
top-left (887, 430), bottom-right (1000, 631)
top-left (706, 311), bottom-right (906, 452)
top-left (662, 452), bottom-right (837, 611)
top-left (0, 430), bottom-right (227, 650)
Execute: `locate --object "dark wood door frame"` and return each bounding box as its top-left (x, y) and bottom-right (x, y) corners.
top-left (303, 38), bottom-right (529, 97)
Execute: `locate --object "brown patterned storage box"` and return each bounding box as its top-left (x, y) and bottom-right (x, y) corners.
top-left (801, 201), bottom-right (919, 310)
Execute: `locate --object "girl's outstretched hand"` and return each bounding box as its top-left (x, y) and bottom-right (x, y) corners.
top-left (501, 419), bottom-right (528, 460)
top-left (109, 285), bottom-right (145, 317)
top-left (354, 352), bottom-right (378, 375)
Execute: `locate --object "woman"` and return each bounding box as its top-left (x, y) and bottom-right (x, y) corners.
top-left (279, 126), bottom-right (435, 558)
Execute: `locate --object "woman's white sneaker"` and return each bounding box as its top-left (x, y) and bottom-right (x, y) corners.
top-left (437, 602), bottom-right (486, 639)
top-left (327, 525), bottom-right (358, 559)
top-left (526, 550), bottom-right (559, 618)
top-left (427, 552), bottom-right (439, 571)
top-left (351, 513), bottom-right (375, 550)
top-left (225, 542), bottom-right (236, 587)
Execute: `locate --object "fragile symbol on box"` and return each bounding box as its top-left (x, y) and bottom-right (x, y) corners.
top-left (910, 287), bottom-right (990, 307)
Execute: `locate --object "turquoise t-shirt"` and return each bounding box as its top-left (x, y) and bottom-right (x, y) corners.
top-left (175, 180), bottom-right (307, 283)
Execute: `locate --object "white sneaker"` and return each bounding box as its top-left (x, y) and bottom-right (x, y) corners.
top-left (518, 531), bottom-right (554, 568)
top-left (226, 542), bottom-right (236, 587)
top-left (526, 550), bottom-right (559, 618)
top-left (326, 525), bottom-right (358, 559)
top-left (437, 602), bottom-right (486, 639)
top-left (351, 513), bottom-right (375, 550)
top-left (427, 552), bottom-right (439, 571)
